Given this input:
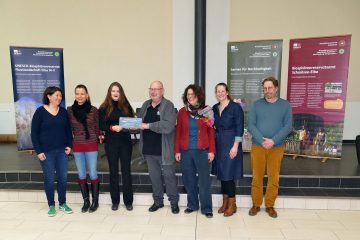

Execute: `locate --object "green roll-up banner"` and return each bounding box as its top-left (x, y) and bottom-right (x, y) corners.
top-left (227, 40), bottom-right (283, 151)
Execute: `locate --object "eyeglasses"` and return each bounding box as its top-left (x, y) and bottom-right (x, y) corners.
top-left (263, 86), bottom-right (274, 91)
top-left (149, 88), bottom-right (163, 91)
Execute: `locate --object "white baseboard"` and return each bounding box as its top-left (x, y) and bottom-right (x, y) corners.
top-left (1, 190), bottom-right (359, 211)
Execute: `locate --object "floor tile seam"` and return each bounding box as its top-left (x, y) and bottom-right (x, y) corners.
top-left (279, 228), bottom-right (288, 240)
top-left (59, 220), bottom-right (71, 232)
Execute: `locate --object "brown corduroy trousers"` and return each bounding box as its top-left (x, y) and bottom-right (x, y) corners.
top-left (250, 144), bottom-right (285, 208)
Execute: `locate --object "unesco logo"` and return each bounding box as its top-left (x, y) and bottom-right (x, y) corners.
top-left (13, 49), bottom-right (22, 55)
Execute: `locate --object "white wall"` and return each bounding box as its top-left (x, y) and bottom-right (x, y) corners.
top-left (206, 0), bottom-right (230, 107)
top-left (172, 0), bottom-right (194, 108)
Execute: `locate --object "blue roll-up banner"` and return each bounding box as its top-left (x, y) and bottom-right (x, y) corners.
top-left (10, 46), bottom-right (65, 151)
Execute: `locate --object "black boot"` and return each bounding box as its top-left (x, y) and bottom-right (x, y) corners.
top-left (89, 181), bottom-right (99, 213)
top-left (79, 182), bottom-right (90, 213)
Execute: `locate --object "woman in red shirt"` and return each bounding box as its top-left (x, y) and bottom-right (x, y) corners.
top-left (175, 84), bottom-right (215, 218)
top-left (68, 84), bottom-right (100, 213)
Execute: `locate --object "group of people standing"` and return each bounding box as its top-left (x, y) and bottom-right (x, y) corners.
top-left (31, 76), bottom-right (292, 219)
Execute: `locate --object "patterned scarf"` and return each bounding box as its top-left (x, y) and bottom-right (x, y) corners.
top-left (186, 103), bottom-right (214, 128)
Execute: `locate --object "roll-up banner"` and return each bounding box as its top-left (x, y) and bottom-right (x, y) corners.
top-left (10, 47), bottom-right (65, 151)
top-left (286, 35), bottom-right (351, 158)
top-left (227, 40), bottom-right (283, 151)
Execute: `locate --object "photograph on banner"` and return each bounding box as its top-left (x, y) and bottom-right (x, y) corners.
top-left (227, 40), bottom-right (283, 151)
top-left (286, 35), bottom-right (351, 158)
top-left (10, 47), bottom-right (65, 151)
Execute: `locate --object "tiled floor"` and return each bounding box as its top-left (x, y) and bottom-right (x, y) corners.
top-left (1, 200), bottom-right (360, 240)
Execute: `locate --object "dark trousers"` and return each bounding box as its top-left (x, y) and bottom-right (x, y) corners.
top-left (105, 138), bottom-right (133, 206)
top-left (181, 149), bottom-right (212, 214)
top-left (40, 149), bottom-right (68, 206)
top-left (144, 155), bottom-right (179, 205)
top-left (221, 180), bottom-right (235, 197)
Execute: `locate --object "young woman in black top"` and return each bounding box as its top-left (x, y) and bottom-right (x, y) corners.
top-left (99, 82), bottom-right (135, 211)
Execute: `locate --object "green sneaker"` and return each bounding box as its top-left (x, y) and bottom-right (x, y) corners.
top-left (48, 205), bottom-right (57, 217)
top-left (59, 203), bottom-right (73, 214)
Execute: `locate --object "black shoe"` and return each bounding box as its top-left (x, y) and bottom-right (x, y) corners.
top-left (205, 212), bottom-right (213, 218)
top-left (171, 204), bottom-right (180, 214)
top-left (81, 200), bottom-right (90, 213)
top-left (125, 204), bottom-right (133, 211)
top-left (111, 204), bottom-right (119, 211)
top-left (148, 203), bottom-right (164, 212)
top-left (184, 208), bottom-right (194, 214)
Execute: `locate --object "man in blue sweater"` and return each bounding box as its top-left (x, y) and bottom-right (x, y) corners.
top-left (248, 77), bottom-right (292, 218)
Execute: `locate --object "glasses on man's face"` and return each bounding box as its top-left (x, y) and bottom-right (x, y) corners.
top-left (149, 88), bottom-right (163, 92)
top-left (263, 86), bottom-right (274, 91)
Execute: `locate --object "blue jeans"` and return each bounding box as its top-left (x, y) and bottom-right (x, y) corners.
top-left (39, 149), bottom-right (69, 206)
top-left (73, 151), bottom-right (98, 180)
top-left (181, 149), bottom-right (212, 214)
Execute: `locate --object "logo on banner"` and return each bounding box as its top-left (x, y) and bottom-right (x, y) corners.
top-left (13, 49), bottom-right (22, 55)
top-left (55, 52), bottom-right (60, 57)
top-left (339, 40), bottom-right (346, 47)
top-left (293, 43), bottom-right (302, 49)
top-left (230, 45), bottom-right (239, 52)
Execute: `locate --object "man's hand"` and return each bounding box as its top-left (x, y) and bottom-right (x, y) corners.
top-left (262, 137), bottom-right (274, 149)
top-left (140, 123), bottom-right (150, 130)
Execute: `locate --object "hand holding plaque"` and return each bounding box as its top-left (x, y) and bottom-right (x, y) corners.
top-left (119, 117), bottom-right (142, 129)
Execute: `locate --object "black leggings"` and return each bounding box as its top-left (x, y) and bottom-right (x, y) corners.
top-left (221, 180), bottom-right (236, 197)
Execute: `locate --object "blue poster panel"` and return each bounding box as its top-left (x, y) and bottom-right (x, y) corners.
top-left (10, 47), bottom-right (65, 151)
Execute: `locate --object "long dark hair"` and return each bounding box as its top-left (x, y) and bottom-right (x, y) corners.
top-left (99, 82), bottom-right (134, 118)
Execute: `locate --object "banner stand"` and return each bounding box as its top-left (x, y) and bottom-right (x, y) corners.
top-left (10, 46), bottom-right (65, 151)
top-left (286, 35), bottom-right (351, 160)
top-left (286, 153), bottom-right (340, 163)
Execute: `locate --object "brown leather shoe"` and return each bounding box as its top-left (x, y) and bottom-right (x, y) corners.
top-left (224, 197), bottom-right (237, 217)
top-left (218, 194), bottom-right (229, 214)
top-left (266, 207), bottom-right (278, 218)
top-left (248, 206), bottom-right (260, 216)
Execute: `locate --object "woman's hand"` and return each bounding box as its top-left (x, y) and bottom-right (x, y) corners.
top-left (208, 152), bottom-right (215, 162)
top-left (175, 153), bottom-right (181, 162)
top-left (37, 153), bottom-right (46, 161)
top-left (112, 125), bottom-right (123, 132)
top-left (229, 146), bottom-right (238, 159)
top-left (65, 147), bottom-right (71, 155)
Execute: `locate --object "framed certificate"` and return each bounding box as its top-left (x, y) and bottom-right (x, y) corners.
top-left (119, 117), bottom-right (142, 129)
